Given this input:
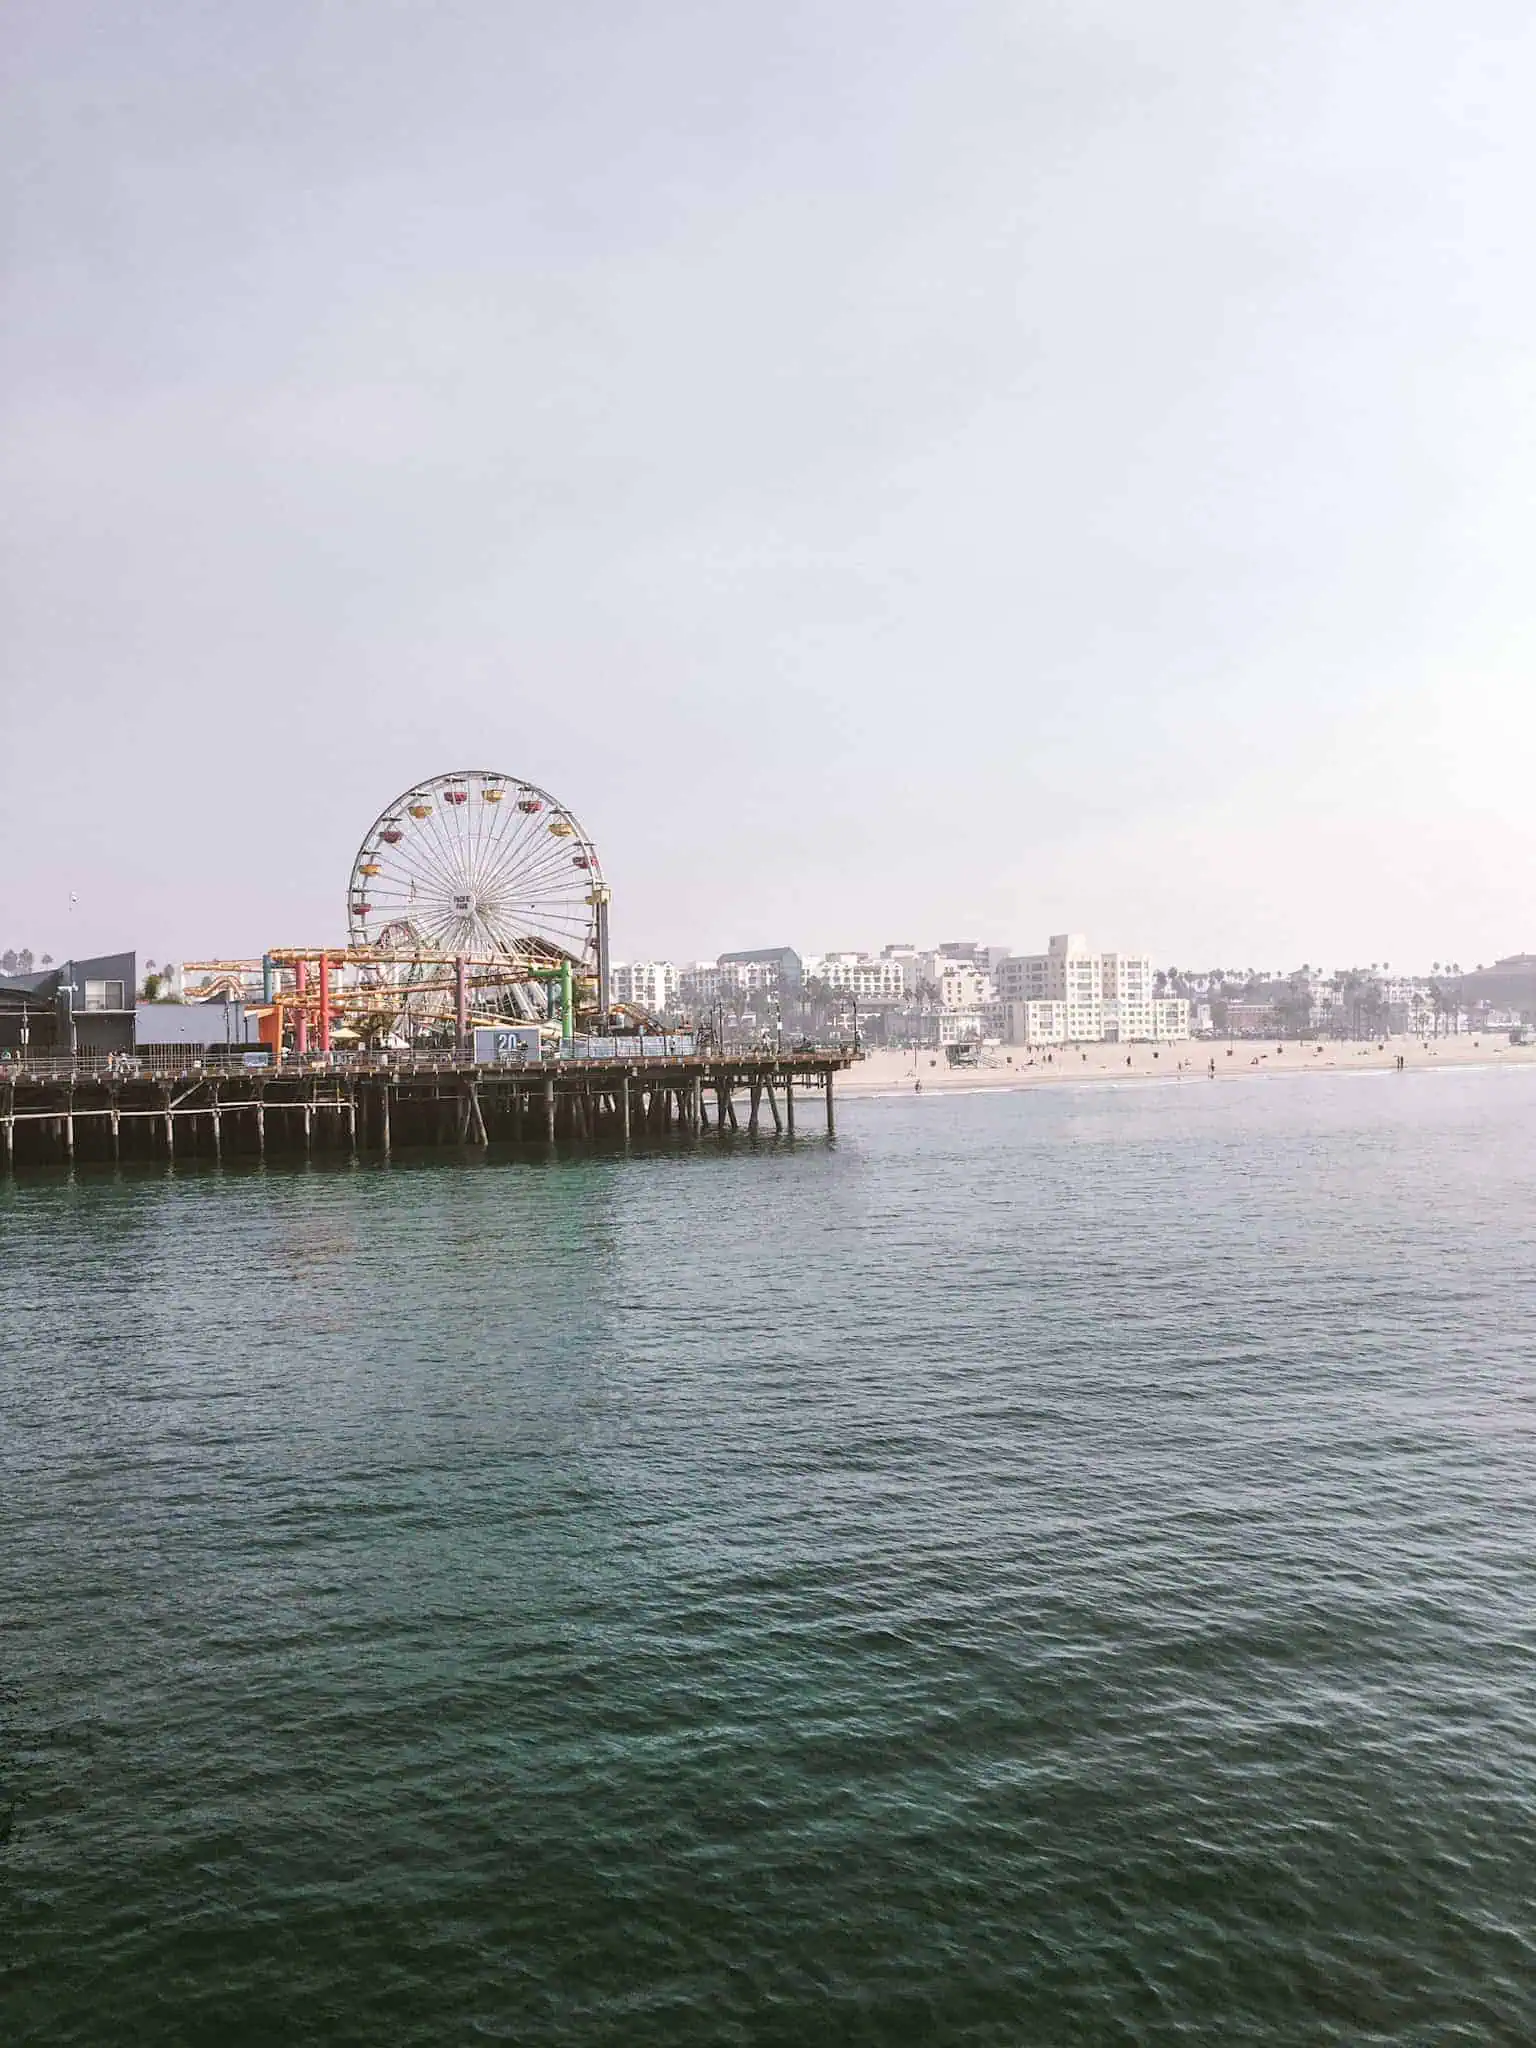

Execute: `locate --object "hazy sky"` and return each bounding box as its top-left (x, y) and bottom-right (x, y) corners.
top-left (4, 2), bottom-right (1534, 971)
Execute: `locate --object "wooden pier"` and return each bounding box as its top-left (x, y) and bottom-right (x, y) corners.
top-left (0, 1051), bottom-right (851, 1171)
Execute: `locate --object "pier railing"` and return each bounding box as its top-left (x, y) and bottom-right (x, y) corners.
top-left (0, 1045), bottom-right (856, 1083)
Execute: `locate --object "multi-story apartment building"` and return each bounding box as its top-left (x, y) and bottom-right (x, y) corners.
top-left (717, 947), bottom-right (802, 997)
top-left (937, 962), bottom-right (995, 1012)
top-left (804, 953), bottom-right (909, 1002)
top-left (1000, 999), bottom-right (1068, 1046)
top-left (1151, 998), bottom-right (1192, 1040)
top-left (678, 961), bottom-right (722, 1008)
top-left (609, 961), bottom-right (680, 1014)
top-left (997, 935), bottom-right (1104, 1040)
top-left (997, 934), bottom-right (1189, 1044)
top-left (1101, 951), bottom-right (1154, 1041)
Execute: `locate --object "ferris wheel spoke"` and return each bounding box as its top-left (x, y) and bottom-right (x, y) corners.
top-left (465, 782), bottom-right (508, 894)
top-left (477, 826), bottom-right (591, 901)
top-left (380, 808), bottom-right (470, 909)
top-left (468, 800), bottom-right (544, 896)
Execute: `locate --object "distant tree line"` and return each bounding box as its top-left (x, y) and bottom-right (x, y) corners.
top-left (1, 949), bottom-right (53, 976)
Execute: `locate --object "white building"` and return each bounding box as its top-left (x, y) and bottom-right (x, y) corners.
top-left (1101, 951), bottom-right (1154, 1041)
top-left (997, 934), bottom-right (1189, 1045)
top-left (937, 962), bottom-right (995, 1012)
top-left (997, 934), bottom-right (1104, 1040)
top-left (804, 953), bottom-right (909, 1002)
top-left (678, 961), bottom-right (722, 1007)
top-left (609, 960), bottom-right (680, 1014)
top-left (939, 1010), bottom-right (985, 1045)
top-left (1001, 999), bottom-right (1068, 1046)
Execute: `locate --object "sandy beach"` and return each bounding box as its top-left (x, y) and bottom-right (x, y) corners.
top-left (838, 1035), bottom-right (1536, 1094)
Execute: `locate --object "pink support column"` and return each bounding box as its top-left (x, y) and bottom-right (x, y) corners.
top-left (318, 953), bottom-right (332, 1054)
top-left (455, 956), bottom-right (469, 1054)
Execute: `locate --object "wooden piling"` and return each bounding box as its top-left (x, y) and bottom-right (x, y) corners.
top-left (0, 1050), bottom-right (848, 1172)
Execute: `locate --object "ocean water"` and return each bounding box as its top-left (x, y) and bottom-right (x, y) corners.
top-left (4, 1068), bottom-right (1536, 2045)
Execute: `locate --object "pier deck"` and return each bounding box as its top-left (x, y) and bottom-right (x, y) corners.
top-left (0, 1051), bottom-right (852, 1170)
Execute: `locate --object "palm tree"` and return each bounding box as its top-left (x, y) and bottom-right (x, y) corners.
top-left (1337, 967), bottom-right (1370, 1040)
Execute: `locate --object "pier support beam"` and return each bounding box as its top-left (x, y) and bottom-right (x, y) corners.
top-left (766, 1082), bottom-right (782, 1133)
top-left (620, 1071), bottom-right (630, 1145)
top-left (785, 1074), bottom-right (794, 1136)
top-left (825, 1069), bottom-right (835, 1136)
top-left (544, 1075), bottom-right (556, 1145)
top-left (380, 1084), bottom-right (390, 1156)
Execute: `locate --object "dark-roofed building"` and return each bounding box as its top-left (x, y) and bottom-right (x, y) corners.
top-left (0, 952), bottom-right (137, 1053)
top-left (716, 946), bottom-right (802, 997)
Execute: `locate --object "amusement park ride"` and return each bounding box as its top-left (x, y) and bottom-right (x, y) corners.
top-left (186, 769), bottom-right (614, 1055)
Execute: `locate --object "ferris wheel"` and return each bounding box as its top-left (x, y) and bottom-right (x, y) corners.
top-left (347, 769), bottom-right (605, 969)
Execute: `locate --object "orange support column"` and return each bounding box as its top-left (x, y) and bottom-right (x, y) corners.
top-left (318, 953), bottom-right (331, 1054)
top-left (295, 960), bottom-right (309, 1056)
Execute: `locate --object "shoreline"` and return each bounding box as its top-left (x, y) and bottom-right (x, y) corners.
top-left (836, 1038), bottom-right (1536, 1097)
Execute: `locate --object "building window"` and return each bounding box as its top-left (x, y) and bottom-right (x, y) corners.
top-left (83, 980), bottom-right (126, 1011)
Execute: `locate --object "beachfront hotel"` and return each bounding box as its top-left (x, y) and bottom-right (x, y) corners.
top-left (996, 935), bottom-right (1191, 1047)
